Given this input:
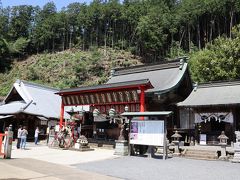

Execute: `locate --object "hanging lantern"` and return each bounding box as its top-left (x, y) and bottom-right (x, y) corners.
top-left (79, 110), bottom-right (85, 117)
top-left (109, 108), bottom-right (116, 117)
top-left (93, 108), bottom-right (100, 117)
top-left (124, 105), bottom-right (129, 112)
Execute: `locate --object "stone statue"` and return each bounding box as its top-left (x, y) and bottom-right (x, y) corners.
top-left (77, 135), bottom-right (88, 146)
top-left (235, 131), bottom-right (240, 142)
top-left (118, 124), bottom-right (125, 140)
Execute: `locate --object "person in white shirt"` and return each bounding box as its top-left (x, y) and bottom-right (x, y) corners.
top-left (17, 126), bottom-right (23, 149)
top-left (55, 123), bottom-right (60, 133)
top-left (34, 127), bottom-right (40, 145)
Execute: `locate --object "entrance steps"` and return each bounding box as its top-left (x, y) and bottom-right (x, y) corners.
top-left (89, 143), bottom-right (115, 150)
top-left (182, 149), bottom-right (218, 160)
top-left (88, 139), bottom-right (115, 150)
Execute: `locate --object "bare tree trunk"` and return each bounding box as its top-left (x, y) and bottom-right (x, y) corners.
top-left (62, 32), bottom-right (65, 51)
top-left (230, 9), bottom-right (234, 39)
top-left (179, 28), bottom-right (185, 51)
top-left (82, 33), bottom-right (85, 51)
top-left (66, 29), bottom-right (69, 49)
top-left (90, 30), bottom-right (93, 47)
top-left (69, 32), bottom-right (72, 49)
top-left (52, 36), bottom-right (55, 52)
top-left (197, 21), bottom-right (201, 49)
top-left (104, 24), bottom-right (107, 56)
top-left (188, 24), bottom-right (191, 52)
top-left (210, 18), bottom-right (214, 43)
top-left (112, 24), bottom-right (114, 48)
top-left (96, 25), bottom-right (98, 46)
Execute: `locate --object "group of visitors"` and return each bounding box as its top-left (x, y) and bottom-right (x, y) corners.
top-left (16, 126), bottom-right (40, 149)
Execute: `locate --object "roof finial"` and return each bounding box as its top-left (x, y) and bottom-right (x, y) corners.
top-left (179, 58), bottom-right (184, 70)
top-left (193, 82), bottom-right (198, 91)
top-left (109, 69), bottom-right (115, 78)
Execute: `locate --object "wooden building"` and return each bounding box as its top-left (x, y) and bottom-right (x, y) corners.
top-left (0, 80), bottom-right (68, 139)
top-left (57, 58), bottom-right (192, 140)
top-left (178, 80), bottom-right (240, 145)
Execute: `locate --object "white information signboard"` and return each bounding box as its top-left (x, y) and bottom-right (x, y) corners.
top-left (200, 134), bottom-right (207, 145)
top-left (130, 120), bottom-right (165, 146)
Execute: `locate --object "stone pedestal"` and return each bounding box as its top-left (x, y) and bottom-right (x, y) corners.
top-left (72, 136), bottom-right (93, 151)
top-left (172, 141), bottom-right (180, 156)
top-left (114, 140), bottom-right (128, 156)
top-left (72, 144), bottom-right (93, 151)
top-left (147, 146), bottom-right (155, 158)
top-left (219, 145), bottom-right (228, 161)
top-left (48, 134), bottom-right (58, 147)
top-left (231, 142), bottom-right (240, 163)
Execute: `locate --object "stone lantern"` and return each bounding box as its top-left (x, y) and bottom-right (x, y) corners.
top-left (232, 131), bottom-right (240, 163)
top-left (171, 130), bottom-right (182, 156)
top-left (218, 131), bottom-right (229, 160)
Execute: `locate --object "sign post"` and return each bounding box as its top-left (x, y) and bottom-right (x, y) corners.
top-left (121, 111), bottom-right (172, 160)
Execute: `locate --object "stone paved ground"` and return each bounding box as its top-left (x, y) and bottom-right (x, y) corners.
top-left (73, 156), bottom-right (240, 180)
top-left (1, 158), bottom-right (121, 180)
top-left (11, 142), bottom-right (118, 166)
top-left (3, 142), bottom-right (240, 180)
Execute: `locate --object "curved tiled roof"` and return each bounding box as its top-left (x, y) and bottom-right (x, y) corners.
top-left (107, 59), bottom-right (189, 94)
top-left (178, 80), bottom-right (240, 107)
top-left (0, 80), bottom-right (69, 119)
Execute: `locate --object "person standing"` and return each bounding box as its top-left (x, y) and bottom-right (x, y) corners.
top-left (34, 127), bottom-right (40, 145)
top-left (17, 126), bottom-right (23, 149)
top-left (20, 126), bottom-right (28, 149)
top-left (2, 127), bottom-right (8, 153)
top-left (46, 126), bottom-right (50, 144)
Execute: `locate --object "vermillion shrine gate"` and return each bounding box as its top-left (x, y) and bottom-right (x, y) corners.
top-left (57, 79), bottom-right (153, 127)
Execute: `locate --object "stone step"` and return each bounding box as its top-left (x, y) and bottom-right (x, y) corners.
top-left (183, 156), bottom-right (218, 161)
top-left (186, 150), bottom-right (216, 154)
top-left (185, 151), bottom-right (217, 156)
top-left (89, 143), bottom-right (115, 150)
top-left (183, 149), bottom-right (218, 160)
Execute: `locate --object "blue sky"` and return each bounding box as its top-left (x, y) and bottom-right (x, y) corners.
top-left (1, 0), bottom-right (92, 10)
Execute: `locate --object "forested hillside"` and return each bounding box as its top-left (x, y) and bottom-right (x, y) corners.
top-left (1, 0), bottom-right (239, 62)
top-left (0, 48), bottom-right (142, 96)
top-left (1, 0), bottom-right (240, 96)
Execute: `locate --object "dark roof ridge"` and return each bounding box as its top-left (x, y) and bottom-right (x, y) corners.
top-left (16, 79), bottom-right (59, 92)
top-left (198, 79), bottom-right (240, 88)
top-left (57, 79), bottom-right (152, 94)
top-left (113, 58), bottom-right (186, 76)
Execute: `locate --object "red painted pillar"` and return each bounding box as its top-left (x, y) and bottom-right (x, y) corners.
top-left (140, 86), bottom-right (145, 112)
top-left (60, 99), bottom-right (64, 128)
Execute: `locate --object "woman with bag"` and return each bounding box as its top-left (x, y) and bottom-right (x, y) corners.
top-left (20, 126), bottom-right (28, 149)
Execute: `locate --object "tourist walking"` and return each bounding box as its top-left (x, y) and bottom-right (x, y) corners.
top-left (34, 127), bottom-right (40, 145)
top-left (17, 126), bottom-right (22, 149)
top-left (20, 126), bottom-right (28, 149)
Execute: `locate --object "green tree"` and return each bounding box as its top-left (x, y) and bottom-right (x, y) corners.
top-left (190, 24), bottom-right (240, 82)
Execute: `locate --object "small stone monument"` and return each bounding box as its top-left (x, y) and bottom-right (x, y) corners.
top-left (74, 135), bottom-right (93, 151)
top-left (231, 131), bottom-right (240, 163)
top-left (218, 131), bottom-right (228, 160)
